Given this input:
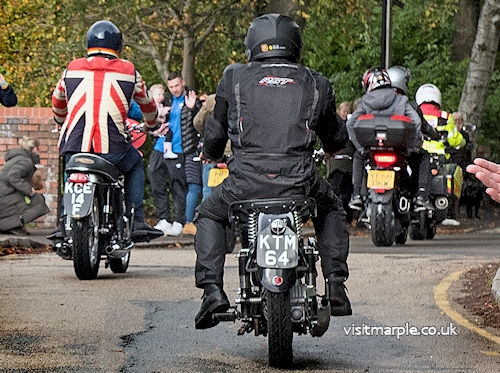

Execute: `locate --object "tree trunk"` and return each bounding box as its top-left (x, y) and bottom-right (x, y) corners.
top-left (458, 0), bottom-right (500, 156)
top-left (451, 0), bottom-right (479, 61)
top-left (182, 28), bottom-right (196, 89)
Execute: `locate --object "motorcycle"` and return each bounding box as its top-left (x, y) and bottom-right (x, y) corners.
top-left (409, 149), bottom-right (463, 240)
top-left (211, 197), bottom-right (332, 368)
top-left (52, 120), bottom-right (160, 280)
top-left (353, 114), bottom-right (416, 246)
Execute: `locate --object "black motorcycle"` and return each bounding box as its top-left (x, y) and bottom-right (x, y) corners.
top-left (353, 114), bottom-right (416, 246)
top-left (53, 121), bottom-right (160, 280)
top-left (409, 152), bottom-right (463, 240)
top-left (212, 197), bottom-right (332, 368)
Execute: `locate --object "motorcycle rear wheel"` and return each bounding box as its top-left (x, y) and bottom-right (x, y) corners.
top-left (263, 289), bottom-right (293, 368)
top-left (72, 199), bottom-right (101, 280)
top-left (370, 203), bottom-right (395, 247)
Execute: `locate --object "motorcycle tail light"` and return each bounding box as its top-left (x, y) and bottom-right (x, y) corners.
top-left (68, 173), bottom-right (89, 183)
top-left (272, 275), bottom-right (283, 286)
top-left (373, 152), bottom-right (397, 168)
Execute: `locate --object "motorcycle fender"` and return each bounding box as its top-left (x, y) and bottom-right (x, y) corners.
top-left (258, 268), bottom-right (296, 294)
top-left (368, 189), bottom-right (394, 204)
top-left (63, 181), bottom-right (96, 219)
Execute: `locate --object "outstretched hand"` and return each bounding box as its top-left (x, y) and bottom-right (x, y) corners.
top-left (185, 90), bottom-right (197, 109)
top-left (466, 158), bottom-right (500, 203)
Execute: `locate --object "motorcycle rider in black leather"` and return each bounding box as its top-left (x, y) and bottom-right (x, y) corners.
top-left (193, 13), bottom-right (351, 330)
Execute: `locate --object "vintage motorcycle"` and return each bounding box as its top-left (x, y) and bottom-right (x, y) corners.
top-left (211, 197), bottom-right (332, 368)
top-left (353, 114), bottom-right (417, 246)
top-left (52, 120), bottom-right (160, 280)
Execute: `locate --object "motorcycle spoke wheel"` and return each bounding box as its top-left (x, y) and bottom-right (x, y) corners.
top-left (72, 199), bottom-right (101, 280)
top-left (263, 289), bottom-right (293, 368)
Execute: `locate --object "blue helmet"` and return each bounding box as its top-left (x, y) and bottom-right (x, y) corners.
top-left (87, 20), bottom-right (122, 57)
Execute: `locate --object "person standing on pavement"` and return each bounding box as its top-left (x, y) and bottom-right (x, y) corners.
top-left (51, 20), bottom-right (162, 240)
top-left (0, 73), bottom-right (17, 107)
top-left (193, 13), bottom-right (351, 330)
top-left (148, 72), bottom-right (201, 237)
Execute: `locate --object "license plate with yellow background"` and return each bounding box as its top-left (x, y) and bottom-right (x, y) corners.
top-left (367, 169), bottom-right (395, 190)
top-left (207, 168), bottom-right (229, 187)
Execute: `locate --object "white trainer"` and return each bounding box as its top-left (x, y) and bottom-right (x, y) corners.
top-left (165, 221), bottom-right (183, 236)
top-left (154, 219), bottom-right (171, 234)
top-left (441, 218), bottom-right (460, 226)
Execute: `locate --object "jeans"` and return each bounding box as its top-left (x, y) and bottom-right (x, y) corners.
top-left (186, 183), bottom-right (202, 222)
top-left (100, 147), bottom-right (146, 222)
top-left (202, 163), bottom-right (215, 200)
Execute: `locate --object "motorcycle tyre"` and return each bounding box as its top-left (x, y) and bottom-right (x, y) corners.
top-left (109, 252), bottom-right (130, 273)
top-left (72, 200), bottom-right (101, 280)
top-left (395, 221), bottom-right (408, 245)
top-left (426, 224), bottom-right (437, 239)
top-left (370, 203), bottom-right (394, 247)
top-left (409, 211), bottom-right (427, 241)
top-left (263, 289), bottom-right (293, 368)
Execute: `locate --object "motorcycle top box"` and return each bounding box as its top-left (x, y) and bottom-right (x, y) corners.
top-left (353, 114), bottom-right (416, 149)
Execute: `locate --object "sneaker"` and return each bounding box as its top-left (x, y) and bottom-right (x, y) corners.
top-left (183, 222), bottom-right (197, 236)
top-left (163, 150), bottom-right (178, 159)
top-left (165, 221), bottom-right (183, 236)
top-left (154, 219), bottom-right (171, 235)
top-left (441, 218), bottom-right (460, 226)
top-left (348, 195), bottom-right (363, 210)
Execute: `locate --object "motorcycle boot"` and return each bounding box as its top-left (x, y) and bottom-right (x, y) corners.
top-left (326, 279), bottom-right (352, 316)
top-left (195, 284), bottom-right (230, 329)
top-left (131, 219), bottom-right (164, 242)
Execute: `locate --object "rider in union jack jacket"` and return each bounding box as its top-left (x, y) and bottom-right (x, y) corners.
top-left (51, 20), bottom-right (161, 237)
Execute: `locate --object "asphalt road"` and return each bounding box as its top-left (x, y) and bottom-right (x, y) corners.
top-left (1, 230), bottom-right (500, 372)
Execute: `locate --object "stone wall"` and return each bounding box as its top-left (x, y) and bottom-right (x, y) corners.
top-left (0, 107), bottom-right (60, 229)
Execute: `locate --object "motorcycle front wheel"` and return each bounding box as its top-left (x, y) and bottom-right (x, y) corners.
top-left (263, 289), bottom-right (293, 368)
top-left (72, 198), bottom-right (101, 280)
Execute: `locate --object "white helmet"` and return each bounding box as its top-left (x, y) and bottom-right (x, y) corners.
top-left (415, 83), bottom-right (441, 107)
top-left (387, 66), bottom-right (411, 95)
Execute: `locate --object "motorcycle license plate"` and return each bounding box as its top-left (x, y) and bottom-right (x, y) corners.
top-left (367, 170), bottom-right (395, 190)
top-left (256, 225), bottom-right (299, 269)
top-left (207, 167), bottom-right (229, 187)
top-left (63, 181), bottom-right (95, 218)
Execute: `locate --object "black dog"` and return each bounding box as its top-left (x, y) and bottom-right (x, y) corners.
top-left (460, 176), bottom-right (485, 219)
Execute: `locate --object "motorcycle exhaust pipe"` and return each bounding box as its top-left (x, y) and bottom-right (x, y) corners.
top-left (434, 196), bottom-right (449, 210)
top-left (105, 242), bottom-right (134, 258)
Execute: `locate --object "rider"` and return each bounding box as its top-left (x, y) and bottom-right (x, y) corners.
top-left (416, 84), bottom-right (465, 158)
top-left (51, 20), bottom-right (162, 240)
top-left (387, 66), bottom-right (437, 208)
top-left (415, 83), bottom-right (465, 226)
top-left (194, 13), bottom-right (351, 329)
top-left (347, 67), bottom-right (422, 209)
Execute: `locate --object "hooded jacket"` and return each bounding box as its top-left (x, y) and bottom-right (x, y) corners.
top-left (347, 87), bottom-right (422, 152)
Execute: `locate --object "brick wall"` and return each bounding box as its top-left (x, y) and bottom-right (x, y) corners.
top-left (0, 107), bottom-right (60, 229)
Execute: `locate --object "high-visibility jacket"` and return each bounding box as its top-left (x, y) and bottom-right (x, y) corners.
top-left (420, 103), bottom-right (465, 157)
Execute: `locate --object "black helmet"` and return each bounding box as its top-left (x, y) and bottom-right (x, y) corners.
top-left (244, 13), bottom-right (302, 62)
top-left (87, 20), bottom-right (122, 57)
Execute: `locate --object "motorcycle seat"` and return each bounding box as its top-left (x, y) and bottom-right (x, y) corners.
top-left (65, 153), bottom-right (121, 182)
